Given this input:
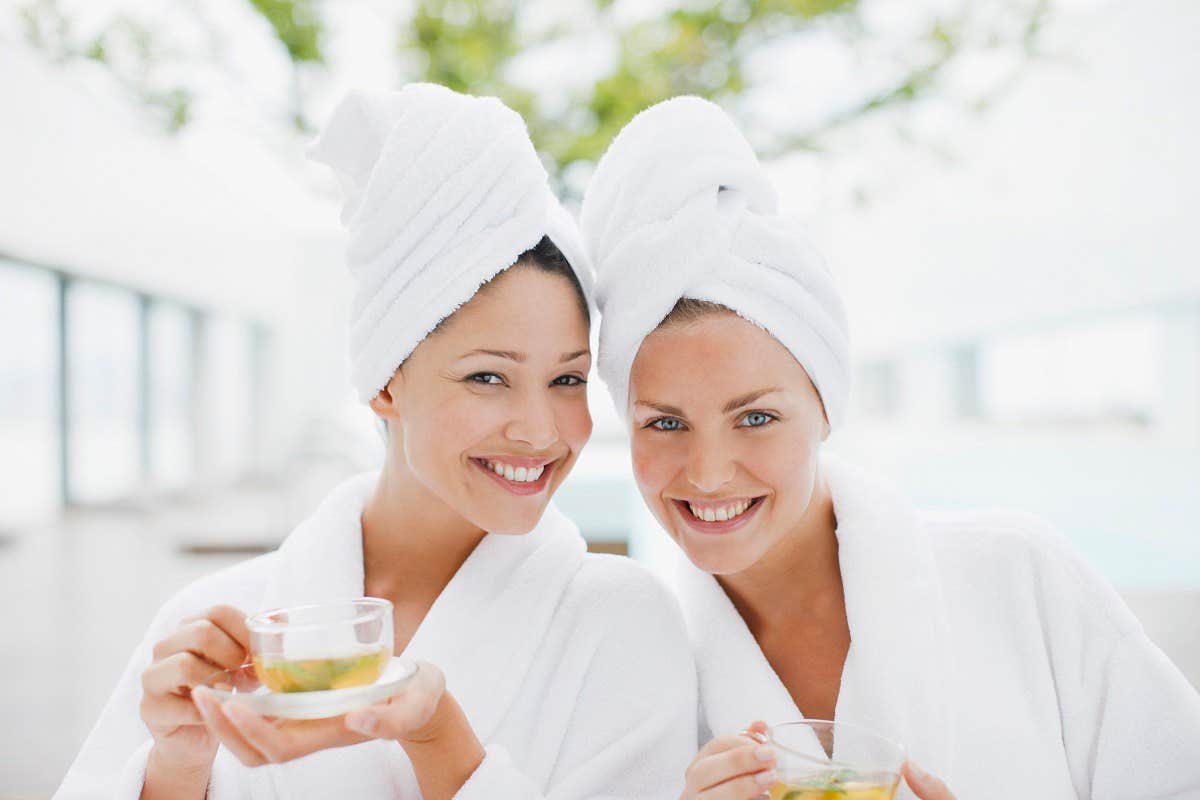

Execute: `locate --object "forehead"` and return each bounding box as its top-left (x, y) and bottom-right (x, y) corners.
top-left (439, 266), bottom-right (588, 339)
top-left (630, 313), bottom-right (803, 400)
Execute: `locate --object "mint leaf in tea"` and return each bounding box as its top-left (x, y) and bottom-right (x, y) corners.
top-left (769, 769), bottom-right (900, 800)
top-left (252, 647), bottom-right (389, 693)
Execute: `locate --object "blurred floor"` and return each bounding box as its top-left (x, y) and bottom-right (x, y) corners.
top-left (2, 503), bottom-right (1198, 799)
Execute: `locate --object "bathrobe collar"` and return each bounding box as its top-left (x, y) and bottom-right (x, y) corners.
top-left (676, 455), bottom-right (955, 781)
top-left (260, 471), bottom-right (588, 742)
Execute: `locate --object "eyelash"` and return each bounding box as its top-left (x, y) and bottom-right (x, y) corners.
top-left (643, 411), bottom-right (779, 432)
top-left (739, 411), bottom-right (778, 428)
top-left (465, 372), bottom-right (587, 388)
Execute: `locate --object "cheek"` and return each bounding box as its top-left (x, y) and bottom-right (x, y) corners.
top-left (404, 392), bottom-right (498, 470)
top-left (629, 434), bottom-right (677, 498)
top-left (556, 395), bottom-right (593, 448)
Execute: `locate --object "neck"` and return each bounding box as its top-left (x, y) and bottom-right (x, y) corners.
top-left (716, 466), bottom-right (843, 635)
top-left (360, 454), bottom-right (487, 604)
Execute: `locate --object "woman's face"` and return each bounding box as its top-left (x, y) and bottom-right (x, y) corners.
top-left (628, 311), bottom-right (828, 574)
top-left (373, 264), bottom-right (592, 535)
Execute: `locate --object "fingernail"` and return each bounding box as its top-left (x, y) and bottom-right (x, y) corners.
top-left (908, 761), bottom-right (929, 781)
top-left (755, 770), bottom-right (777, 786)
top-left (754, 745), bottom-right (774, 762)
top-left (345, 712), bottom-right (379, 735)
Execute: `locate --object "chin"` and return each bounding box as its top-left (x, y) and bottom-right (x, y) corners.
top-left (677, 532), bottom-right (762, 576)
top-left (471, 505), bottom-right (545, 536)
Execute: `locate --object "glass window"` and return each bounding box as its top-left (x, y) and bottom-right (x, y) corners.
top-left (148, 302), bottom-right (194, 491)
top-left (204, 316), bottom-right (254, 478)
top-left (67, 281), bottom-right (140, 504)
top-left (0, 261), bottom-right (59, 524)
top-left (980, 316), bottom-right (1162, 427)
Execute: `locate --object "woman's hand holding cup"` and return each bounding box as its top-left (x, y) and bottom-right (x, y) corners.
top-left (680, 720), bottom-right (777, 800)
top-left (139, 604), bottom-right (251, 797)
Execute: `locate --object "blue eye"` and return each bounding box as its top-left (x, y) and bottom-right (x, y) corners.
top-left (649, 417), bottom-right (685, 432)
top-left (467, 372), bottom-right (504, 385)
top-left (740, 412), bottom-right (776, 428)
top-left (553, 374), bottom-right (586, 386)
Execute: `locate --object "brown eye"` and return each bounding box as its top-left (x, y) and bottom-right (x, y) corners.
top-left (467, 372), bottom-right (504, 385)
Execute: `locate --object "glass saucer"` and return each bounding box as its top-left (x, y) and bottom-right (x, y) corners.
top-left (199, 657), bottom-right (418, 720)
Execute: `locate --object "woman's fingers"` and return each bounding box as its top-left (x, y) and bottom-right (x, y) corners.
top-left (686, 742), bottom-right (775, 792)
top-left (143, 652), bottom-right (226, 698)
top-left (152, 618), bottom-right (247, 671)
top-left (202, 605), bottom-right (253, 653)
top-left (697, 769), bottom-right (778, 800)
top-left (345, 661), bottom-right (445, 740)
top-left (903, 762), bottom-right (956, 800)
top-left (141, 692), bottom-right (205, 731)
top-left (192, 688), bottom-right (267, 767)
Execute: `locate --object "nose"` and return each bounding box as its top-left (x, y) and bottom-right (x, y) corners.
top-left (684, 436), bottom-right (736, 494)
top-left (504, 387), bottom-right (559, 451)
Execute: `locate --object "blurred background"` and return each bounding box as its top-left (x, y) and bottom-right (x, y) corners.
top-left (1, 0), bottom-right (1197, 796)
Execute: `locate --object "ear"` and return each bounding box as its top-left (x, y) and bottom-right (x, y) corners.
top-left (368, 370), bottom-right (404, 421)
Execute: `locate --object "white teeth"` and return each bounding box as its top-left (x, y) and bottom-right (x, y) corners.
top-left (688, 499), bottom-right (756, 522)
top-left (482, 460), bottom-right (547, 483)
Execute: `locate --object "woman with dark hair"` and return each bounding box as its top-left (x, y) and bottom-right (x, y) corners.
top-left (56, 85), bottom-right (696, 800)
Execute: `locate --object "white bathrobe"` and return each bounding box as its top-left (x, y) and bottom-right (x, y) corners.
top-left (56, 473), bottom-right (698, 799)
top-left (677, 457), bottom-right (1200, 800)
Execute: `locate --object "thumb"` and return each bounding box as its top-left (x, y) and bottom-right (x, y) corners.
top-left (344, 661), bottom-right (445, 740)
top-left (903, 762), bottom-right (956, 800)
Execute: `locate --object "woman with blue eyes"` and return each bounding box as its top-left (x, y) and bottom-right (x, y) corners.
top-left (57, 85), bottom-right (697, 800)
top-left (581, 96), bottom-right (1200, 800)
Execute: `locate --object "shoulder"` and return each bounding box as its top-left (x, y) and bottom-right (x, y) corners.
top-left (146, 551), bottom-right (279, 637)
top-left (922, 507), bottom-right (1141, 638)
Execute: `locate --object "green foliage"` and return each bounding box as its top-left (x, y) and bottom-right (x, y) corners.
top-left (396, 0), bottom-right (1020, 185)
top-left (247, 0), bottom-right (324, 63)
top-left (17, 0), bottom-right (194, 132)
top-left (15, 0), bottom-right (1048, 171)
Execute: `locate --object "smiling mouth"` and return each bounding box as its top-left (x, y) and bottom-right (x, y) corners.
top-left (671, 495), bottom-right (767, 534)
top-left (471, 457), bottom-right (556, 496)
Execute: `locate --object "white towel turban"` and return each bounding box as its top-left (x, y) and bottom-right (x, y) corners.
top-left (309, 83), bottom-right (593, 402)
top-left (580, 96), bottom-right (850, 429)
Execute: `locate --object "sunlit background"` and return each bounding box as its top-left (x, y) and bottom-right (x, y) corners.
top-left (2, 0), bottom-right (1198, 797)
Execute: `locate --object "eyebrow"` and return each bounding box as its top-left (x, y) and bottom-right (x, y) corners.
top-left (635, 400), bottom-right (687, 417)
top-left (635, 387), bottom-right (782, 418)
top-left (721, 387), bottom-right (782, 414)
top-left (459, 348), bottom-right (590, 364)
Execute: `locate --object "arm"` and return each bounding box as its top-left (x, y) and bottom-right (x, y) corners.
top-left (1073, 629), bottom-right (1200, 799)
top-left (1023, 519), bottom-right (1200, 797)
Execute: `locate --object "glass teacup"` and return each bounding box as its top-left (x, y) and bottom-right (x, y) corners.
top-left (767, 720), bottom-right (905, 800)
top-left (246, 598), bottom-right (394, 693)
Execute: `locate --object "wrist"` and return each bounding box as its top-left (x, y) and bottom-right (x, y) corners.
top-left (143, 745), bottom-right (212, 800)
top-left (395, 690), bottom-right (469, 746)
top-left (397, 692), bottom-right (486, 800)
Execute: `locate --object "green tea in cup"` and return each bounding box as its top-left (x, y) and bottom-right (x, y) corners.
top-left (247, 598), bottom-right (393, 694)
top-left (768, 721), bottom-right (904, 800)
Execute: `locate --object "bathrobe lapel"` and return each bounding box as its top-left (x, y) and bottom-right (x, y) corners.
top-left (249, 471), bottom-right (588, 797)
top-left (678, 455), bottom-right (955, 786)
